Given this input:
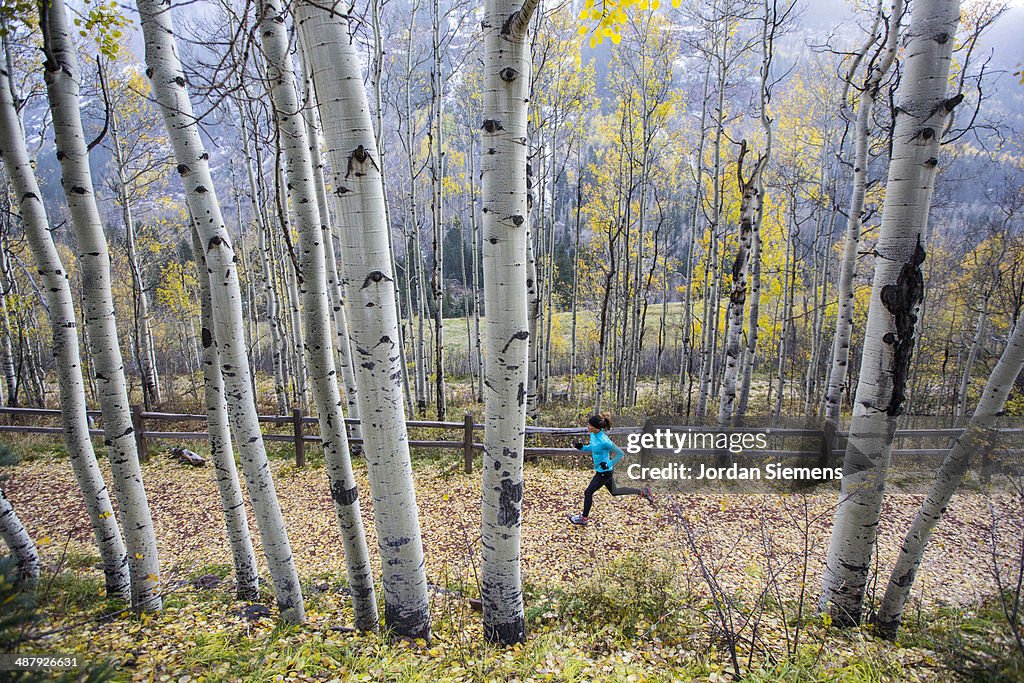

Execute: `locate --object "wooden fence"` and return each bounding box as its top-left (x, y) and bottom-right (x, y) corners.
top-left (0, 406), bottom-right (1020, 475)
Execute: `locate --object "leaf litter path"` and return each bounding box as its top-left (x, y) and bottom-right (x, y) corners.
top-left (6, 455), bottom-right (1018, 612)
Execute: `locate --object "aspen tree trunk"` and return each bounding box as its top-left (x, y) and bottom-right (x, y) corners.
top-left (279, 193), bottom-right (310, 413)
top-left (718, 143), bottom-right (765, 427)
top-left (136, 0), bottom-right (305, 623)
top-left (875, 306), bottom-right (1024, 637)
top-left (40, 0), bottom-right (161, 611)
top-left (820, 0), bottom-right (962, 626)
top-left (429, 0), bottom-right (447, 421)
top-left (295, 0), bottom-right (430, 639)
top-left (568, 144), bottom-right (583, 403)
top-left (682, 60), bottom-right (711, 413)
top-left (259, 0), bottom-right (378, 630)
top-left (954, 304), bottom-right (986, 423)
top-left (110, 111), bottom-right (160, 410)
top-left (470, 136), bottom-right (485, 402)
top-left (190, 224), bottom-right (259, 601)
top-left (737, 184), bottom-right (763, 417)
top-left (0, 483), bottom-right (38, 587)
top-left (0, 245), bottom-right (17, 406)
top-left (298, 65), bottom-right (362, 440)
top-left (240, 112), bottom-right (289, 413)
top-left (526, 227), bottom-right (540, 420)
top-left (478, 0), bottom-right (539, 644)
top-left (822, 0), bottom-right (904, 427)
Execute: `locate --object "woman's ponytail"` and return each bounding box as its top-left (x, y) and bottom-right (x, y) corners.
top-left (600, 412), bottom-right (612, 429)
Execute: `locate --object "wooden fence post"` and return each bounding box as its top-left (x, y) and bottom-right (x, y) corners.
top-left (640, 417), bottom-right (654, 470)
top-left (131, 404), bottom-right (148, 463)
top-left (463, 413), bottom-right (474, 474)
top-left (293, 407), bottom-right (305, 467)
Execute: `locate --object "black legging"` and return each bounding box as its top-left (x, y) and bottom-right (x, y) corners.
top-left (582, 470), bottom-right (641, 517)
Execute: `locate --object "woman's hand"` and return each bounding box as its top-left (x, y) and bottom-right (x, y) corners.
top-left (573, 442), bottom-right (584, 450)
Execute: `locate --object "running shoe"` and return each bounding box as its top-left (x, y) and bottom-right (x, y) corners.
top-left (640, 485), bottom-right (656, 507)
top-left (567, 514), bottom-right (590, 526)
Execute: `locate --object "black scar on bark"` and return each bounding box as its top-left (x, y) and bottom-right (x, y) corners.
top-left (482, 119), bottom-right (504, 133)
top-left (201, 327), bottom-right (213, 349)
top-left (499, 67), bottom-right (519, 82)
top-left (497, 479), bottom-right (523, 527)
top-left (331, 481), bottom-right (359, 506)
top-left (501, 330), bottom-right (529, 353)
top-left (361, 270), bottom-right (392, 289)
top-left (880, 239), bottom-right (926, 417)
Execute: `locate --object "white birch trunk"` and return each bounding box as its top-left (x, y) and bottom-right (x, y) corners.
top-left (478, 0), bottom-right (539, 645)
top-left (718, 144), bottom-right (765, 427)
top-left (0, 482), bottom-right (38, 587)
top-left (259, 0), bottom-right (378, 630)
top-left (40, 0), bottom-right (161, 611)
top-left (822, 0), bottom-right (904, 427)
top-left (298, 65), bottom-right (362, 438)
top-left (820, 0), bottom-right (962, 626)
top-left (190, 224), bottom-right (260, 601)
top-left (295, 0), bottom-right (430, 639)
top-left (136, 0), bottom-right (305, 623)
top-left (954, 305), bottom-right (987, 423)
top-left (875, 307), bottom-right (1024, 637)
top-left (110, 112), bottom-right (161, 410)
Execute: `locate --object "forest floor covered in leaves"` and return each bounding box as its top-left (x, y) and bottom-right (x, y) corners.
top-left (3, 444), bottom-right (1024, 682)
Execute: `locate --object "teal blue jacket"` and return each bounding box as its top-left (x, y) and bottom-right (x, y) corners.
top-left (582, 430), bottom-right (625, 472)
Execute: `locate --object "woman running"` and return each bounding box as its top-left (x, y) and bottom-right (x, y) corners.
top-left (568, 413), bottom-right (655, 526)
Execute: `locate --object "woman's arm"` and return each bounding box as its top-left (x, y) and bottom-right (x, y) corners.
top-left (607, 439), bottom-right (626, 468)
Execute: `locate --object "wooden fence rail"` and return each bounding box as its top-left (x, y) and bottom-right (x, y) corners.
top-left (0, 406), bottom-right (1020, 474)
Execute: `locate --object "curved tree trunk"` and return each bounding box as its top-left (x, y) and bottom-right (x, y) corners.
top-left (190, 224), bottom-right (260, 601)
top-left (876, 307), bottom-right (1024, 638)
top-left (40, 0), bottom-right (161, 612)
top-left (136, 0), bottom-right (305, 623)
top-left (0, 483), bottom-right (39, 588)
top-left (295, 0), bottom-right (430, 639)
top-left (478, 0), bottom-right (539, 645)
top-left (820, 0), bottom-right (962, 626)
top-left (259, 0), bottom-right (378, 630)
top-left (0, 43), bottom-right (130, 601)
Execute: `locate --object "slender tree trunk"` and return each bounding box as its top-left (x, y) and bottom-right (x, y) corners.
top-left (0, 482), bottom-right (38, 587)
top-left (875, 304), bottom-right (1024, 637)
top-left (40, 0), bottom-right (161, 611)
top-left (137, 0), bottom-right (305, 623)
top-left (190, 224), bottom-right (259, 601)
top-left (0, 245), bottom-right (18, 406)
top-left (478, 0), bottom-right (539, 645)
top-left (296, 0), bottom-right (430, 638)
top-left (954, 304), bottom-right (987, 424)
top-left (110, 111), bottom-right (160, 410)
top-left (822, 0), bottom-right (904, 427)
top-left (298, 57), bottom-right (362, 441)
top-left (429, 0), bottom-right (447, 421)
top-left (820, 0), bottom-right (962, 626)
top-left (718, 143), bottom-right (765, 427)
